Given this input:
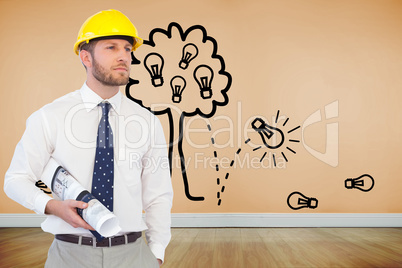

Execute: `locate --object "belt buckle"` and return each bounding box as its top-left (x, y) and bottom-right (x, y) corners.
top-left (92, 237), bottom-right (112, 248)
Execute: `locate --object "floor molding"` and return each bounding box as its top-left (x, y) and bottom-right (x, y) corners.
top-left (170, 213), bottom-right (402, 227)
top-left (1, 213), bottom-right (401, 228)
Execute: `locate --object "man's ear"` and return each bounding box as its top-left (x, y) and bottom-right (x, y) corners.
top-left (79, 49), bottom-right (92, 69)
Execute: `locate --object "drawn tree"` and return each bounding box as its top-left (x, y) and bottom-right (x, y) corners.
top-left (126, 23), bottom-right (232, 201)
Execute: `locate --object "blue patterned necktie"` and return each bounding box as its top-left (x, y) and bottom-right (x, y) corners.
top-left (76, 102), bottom-right (115, 241)
top-left (83, 102), bottom-right (114, 241)
top-left (92, 102), bottom-right (114, 212)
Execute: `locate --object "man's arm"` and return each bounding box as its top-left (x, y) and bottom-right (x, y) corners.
top-left (141, 116), bottom-right (174, 264)
top-left (4, 108), bottom-right (94, 231)
top-left (4, 109), bottom-right (54, 214)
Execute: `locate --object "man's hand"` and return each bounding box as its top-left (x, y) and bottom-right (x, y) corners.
top-left (45, 199), bottom-right (94, 230)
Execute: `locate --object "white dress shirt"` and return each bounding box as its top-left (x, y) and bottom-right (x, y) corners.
top-left (4, 83), bottom-right (173, 261)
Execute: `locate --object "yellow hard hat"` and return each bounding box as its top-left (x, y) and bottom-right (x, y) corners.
top-left (74, 9), bottom-right (143, 55)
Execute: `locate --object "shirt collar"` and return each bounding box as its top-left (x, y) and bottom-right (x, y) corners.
top-left (80, 82), bottom-right (122, 114)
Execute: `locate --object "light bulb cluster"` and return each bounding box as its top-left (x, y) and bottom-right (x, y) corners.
top-left (286, 174), bottom-right (375, 210)
top-left (143, 43), bottom-right (214, 103)
top-left (139, 28), bottom-right (375, 208)
top-left (247, 113), bottom-right (375, 211)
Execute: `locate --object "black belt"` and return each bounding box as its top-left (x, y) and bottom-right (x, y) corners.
top-left (55, 232), bottom-right (142, 247)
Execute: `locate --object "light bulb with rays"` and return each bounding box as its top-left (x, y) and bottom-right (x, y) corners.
top-left (345, 174), bottom-right (374, 192)
top-left (251, 117), bottom-right (284, 149)
top-left (287, 191), bottom-right (318, 210)
top-left (144, 52), bottom-right (164, 87)
top-left (194, 64), bottom-right (213, 99)
top-left (179, 43), bottom-right (199, 70)
top-left (250, 110), bottom-right (300, 167)
top-left (170, 76), bottom-right (186, 103)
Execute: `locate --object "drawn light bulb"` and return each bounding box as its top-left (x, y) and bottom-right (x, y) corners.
top-left (287, 191), bottom-right (318, 210)
top-left (144, 53), bottom-right (164, 87)
top-left (251, 118), bottom-right (285, 149)
top-left (345, 174), bottom-right (374, 192)
top-left (179, 43), bottom-right (199, 70)
top-left (170, 76), bottom-right (186, 103)
top-left (194, 65), bottom-right (213, 99)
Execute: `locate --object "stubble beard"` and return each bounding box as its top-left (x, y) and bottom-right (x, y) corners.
top-left (92, 58), bottom-right (129, 87)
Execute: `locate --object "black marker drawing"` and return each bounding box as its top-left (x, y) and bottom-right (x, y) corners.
top-left (287, 191), bottom-right (318, 210)
top-left (179, 43), bottom-right (198, 70)
top-left (210, 121), bottom-right (242, 206)
top-left (126, 22), bottom-right (232, 201)
top-left (170, 76), bottom-right (186, 103)
top-left (252, 117), bottom-right (284, 149)
top-left (345, 174), bottom-right (374, 192)
top-left (249, 111), bottom-right (300, 166)
top-left (194, 65), bottom-right (214, 99)
top-left (144, 52), bottom-right (164, 87)
top-left (35, 180), bottom-right (51, 194)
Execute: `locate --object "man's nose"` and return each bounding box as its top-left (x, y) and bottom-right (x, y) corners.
top-left (117, 49), bottom-right (130, 63)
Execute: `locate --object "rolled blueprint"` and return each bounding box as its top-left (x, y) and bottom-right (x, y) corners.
top-left (41, 158), bottom-right (121, 237)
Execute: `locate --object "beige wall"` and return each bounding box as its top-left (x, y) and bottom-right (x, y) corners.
top-left (1, 0), bottom-right (402, 214)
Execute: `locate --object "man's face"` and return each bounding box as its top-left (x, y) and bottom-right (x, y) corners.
top-left (91, 39), bottom-right (132, 87)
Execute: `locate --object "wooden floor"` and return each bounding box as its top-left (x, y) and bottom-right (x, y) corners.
top-left (1, 228), bottom-right (402, 267)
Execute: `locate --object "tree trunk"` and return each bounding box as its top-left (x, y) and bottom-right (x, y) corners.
top-left (167, 109), bottom-right (205, 201)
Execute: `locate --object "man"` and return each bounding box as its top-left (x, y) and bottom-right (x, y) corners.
top-left (4, 9), bottom-right (173, 267)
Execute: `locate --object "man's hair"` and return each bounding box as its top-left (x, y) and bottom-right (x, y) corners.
top-left (79, 35), bottom-right (134, 56)
top-left (79, 39), bottom-right (98, 57)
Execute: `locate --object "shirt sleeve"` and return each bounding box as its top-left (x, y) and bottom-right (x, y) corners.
top-left (141, 116), bottom-right (173, 262)
top-left (4, 108), bottom-right (54, 214)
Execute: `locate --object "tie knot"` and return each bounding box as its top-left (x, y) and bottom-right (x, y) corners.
top-left (100, 102), bottom-right (111, 117)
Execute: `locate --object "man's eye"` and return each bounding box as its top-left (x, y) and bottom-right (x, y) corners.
top-left (125, 47), bottom-right (131, 52)
top-left (107, 46), bottom-right (115, 50)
